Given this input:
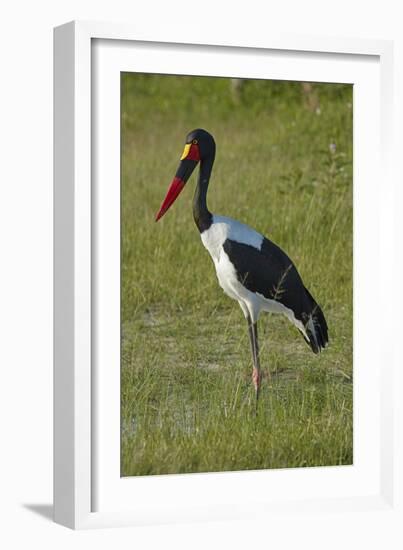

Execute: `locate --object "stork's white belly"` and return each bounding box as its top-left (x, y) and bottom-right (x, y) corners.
top-left (214, 246), bottom-right (249, 302)
top-left (200, 215), bottom-right (264, 319)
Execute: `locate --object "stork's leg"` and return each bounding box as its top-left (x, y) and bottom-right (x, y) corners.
top-left (247, 315), bottom-right (261, 407)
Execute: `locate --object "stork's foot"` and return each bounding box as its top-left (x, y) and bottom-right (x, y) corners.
top-left (252, 367), bottom-right (261, 414)
top-left (252, 366), bottom-right (260, 393)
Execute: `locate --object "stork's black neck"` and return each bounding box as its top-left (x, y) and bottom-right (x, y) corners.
top-left (193, 156), bottom-right (214, 233)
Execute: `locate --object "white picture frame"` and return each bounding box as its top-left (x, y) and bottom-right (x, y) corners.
top-left (54, 20), bottom-right (400, 533)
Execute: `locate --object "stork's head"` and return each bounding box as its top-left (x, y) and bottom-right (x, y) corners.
top-left (155, 129), bottom-right (215, 221)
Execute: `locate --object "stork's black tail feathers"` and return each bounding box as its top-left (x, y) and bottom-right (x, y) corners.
top-left (302, 286), bottom-right (329, 354)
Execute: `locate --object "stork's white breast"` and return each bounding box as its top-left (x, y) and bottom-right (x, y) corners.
top-left (200, 215), bottom-right (263, 261)
top-left (200, 214), bottom-right (264, 306)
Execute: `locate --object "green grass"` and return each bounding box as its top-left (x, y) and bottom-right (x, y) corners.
top-left (121, 74), bottom-right (353, 476)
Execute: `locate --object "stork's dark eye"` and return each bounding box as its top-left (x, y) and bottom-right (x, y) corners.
top-left (192, 139), bottom-right (198, 144)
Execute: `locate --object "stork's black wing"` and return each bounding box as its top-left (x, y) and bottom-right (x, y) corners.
top-left (223, 237), bottom-right (328, 352)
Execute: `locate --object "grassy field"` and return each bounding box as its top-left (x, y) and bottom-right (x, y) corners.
top-left (121, 74), bottom-right (353, 476)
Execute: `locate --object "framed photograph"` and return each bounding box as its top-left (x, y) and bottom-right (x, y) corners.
top-left (54, 21), bottom-right (399, 532)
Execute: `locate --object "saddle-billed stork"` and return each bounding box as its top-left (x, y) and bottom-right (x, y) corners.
top-left (156, 129), bottom-right (328, 404)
